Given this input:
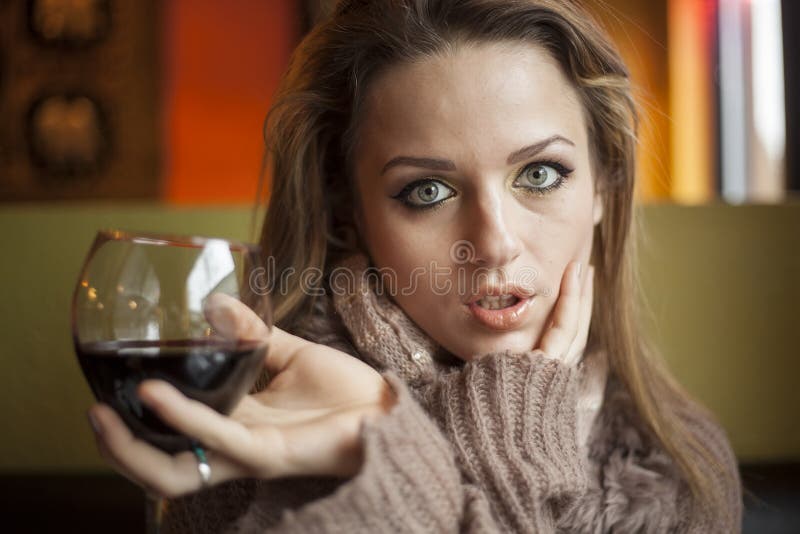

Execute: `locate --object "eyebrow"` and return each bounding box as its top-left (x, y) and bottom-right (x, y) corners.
top-left (380, 134), bottom-right (575, 176)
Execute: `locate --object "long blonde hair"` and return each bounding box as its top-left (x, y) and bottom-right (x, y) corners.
top-left (258, 0), bottom-right (734, 519)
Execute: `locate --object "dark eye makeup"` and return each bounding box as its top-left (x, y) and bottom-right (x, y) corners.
top-left (391, 159), bottom-right (574, 211)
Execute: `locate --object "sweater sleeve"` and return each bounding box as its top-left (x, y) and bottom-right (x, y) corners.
top-left (163, 352), bottom-right (588, 533)
top-left (235, 371), bottom-right (494, 533)
top-left (263, 350), bottom-right (588, 533)
top-left (417, 350), bottom-right (588, 533)
top-left (161, 371), bottom-right (482, 533)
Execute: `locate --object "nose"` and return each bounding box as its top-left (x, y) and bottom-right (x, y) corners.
top-left (464, 192), bottom-right (522, 268)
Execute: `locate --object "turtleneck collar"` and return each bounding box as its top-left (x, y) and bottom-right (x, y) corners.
top-left (330, 253), bottom-right (462, 388)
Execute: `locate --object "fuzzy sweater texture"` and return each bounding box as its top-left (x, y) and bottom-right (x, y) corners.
top-left (163, 254), bottom-right (742, 533)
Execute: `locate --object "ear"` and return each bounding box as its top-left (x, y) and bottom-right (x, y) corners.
top-left (592, 191), bottom-right (604, 225)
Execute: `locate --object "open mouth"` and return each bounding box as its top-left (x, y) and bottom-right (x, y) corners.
top-left (474, 294), bottom-right (520, 310)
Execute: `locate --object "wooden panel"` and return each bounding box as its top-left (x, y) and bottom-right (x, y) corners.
top-left (0, 0), bottom-right (161, 201)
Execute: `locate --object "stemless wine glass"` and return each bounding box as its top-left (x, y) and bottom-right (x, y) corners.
top-left (71, 230), bottom-right (272, 532)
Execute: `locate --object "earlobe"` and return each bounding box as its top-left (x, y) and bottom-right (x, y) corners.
top-left (592, 193), bottom-right (604, 225)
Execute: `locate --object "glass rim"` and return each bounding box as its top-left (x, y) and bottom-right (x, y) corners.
top-left (94, 229), bottom-right (262, 254)
top-left (72, 229), bottom-right (268, 344)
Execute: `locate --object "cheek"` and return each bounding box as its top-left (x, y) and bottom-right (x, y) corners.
top-left (360, 199), bottom-right (453, 271)
top-left (361, 208), bottom-right (406, 264)
top-left (518, 191), bottom-right (596, 283)
top-left (359, 199), bottom-right (392, 255)
top-left (359, 208), bottom-right (426, 292)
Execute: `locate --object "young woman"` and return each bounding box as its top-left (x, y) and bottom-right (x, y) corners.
top-left (88, 1), bottom-right (743, 531)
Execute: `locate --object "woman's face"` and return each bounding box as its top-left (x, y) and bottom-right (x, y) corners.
top-left (353, 41), bottom-right (602, 361)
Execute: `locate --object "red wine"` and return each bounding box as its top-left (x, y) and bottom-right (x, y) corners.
top-left (77, 339), bottom-right (266, 453)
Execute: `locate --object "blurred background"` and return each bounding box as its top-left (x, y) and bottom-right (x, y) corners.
top-left (0, 0), bottom-right (797, 532)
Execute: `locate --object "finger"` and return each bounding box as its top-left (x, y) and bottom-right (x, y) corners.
top-left (204, 292), bottom-right (270, 341)
top-left (204, 294), bottom-right (305, 374)
top-left (137, 380), bottom-right (261, 466)
top-left (564, 264), bottom-right (594, 366)
top-left (137, 379), bottom-right (305, 477)
top-left (89, 409), bottom-right (147, 488)
top-left (138, 379), bottom-right (353, 480)
top-left (93, 431), bottom-right (163, 498)
top-left (537, 260), bottom-right (583, 361)
top-left (89, 403), bottom-right (246, 498)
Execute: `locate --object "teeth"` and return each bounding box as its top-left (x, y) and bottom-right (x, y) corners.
top-left (476, 294), bottom-right (518, 310)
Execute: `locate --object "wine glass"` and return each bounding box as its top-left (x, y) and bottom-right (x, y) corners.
top-left (71, 230), bottom-right (271, 532)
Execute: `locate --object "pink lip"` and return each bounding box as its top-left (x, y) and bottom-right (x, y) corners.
top-left (465, 295), bottom-right (534, 331)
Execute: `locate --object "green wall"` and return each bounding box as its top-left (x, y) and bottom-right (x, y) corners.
top-left (637, 203), bottom-right (800, 461)
top-left (0, 202), bottom-right (797, 472)
top-left (0, 204), bottom-right (259, 473)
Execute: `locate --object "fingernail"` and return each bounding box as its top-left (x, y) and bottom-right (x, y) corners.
top-left (575, 262), bottom-right (583, 281)
top-left (87, 411), bottom-right (102, 436)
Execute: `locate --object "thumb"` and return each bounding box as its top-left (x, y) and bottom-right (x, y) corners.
top-left (203, 292), bottom-right (270, 341)
top-left (203, 294), bottom-right (295, 375)
top-left (203, 293), bottom-right (328, 375)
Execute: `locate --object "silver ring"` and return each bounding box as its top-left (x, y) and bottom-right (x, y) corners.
top-left (192, 445), bottom-right (211, 488)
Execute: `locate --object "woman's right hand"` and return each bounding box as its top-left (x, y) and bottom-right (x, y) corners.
top-left (87, 294), bottom-right (396, 498)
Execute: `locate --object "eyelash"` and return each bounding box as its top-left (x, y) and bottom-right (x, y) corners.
top-left (513, 160), bottom-right (574, 197)
top-left (392, 160), bottom-right (574, 211)
top-left (392, 179), bottom-right (455, 211)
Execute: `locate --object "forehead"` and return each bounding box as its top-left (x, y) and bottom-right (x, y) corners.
top-left (357, 41), bottom-right (586, 169)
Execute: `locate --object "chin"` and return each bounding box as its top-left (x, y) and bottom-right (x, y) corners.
top-left (445, 330), bottom-right (539, 361)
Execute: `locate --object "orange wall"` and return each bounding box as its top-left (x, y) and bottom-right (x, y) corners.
top-left (585, 0), bottom-right (672, 202)
top-left (162, 1), bottom-right (714, 205)
top-left (163, 0), bottom-right (298, 204)
top-left (586, 0), bottom-right (718, 203)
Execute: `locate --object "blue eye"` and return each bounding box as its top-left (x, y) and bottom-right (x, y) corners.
top-left (393, 179), bottom-right (456, 209)
top-left (513, 161), bottom-right (573, 194)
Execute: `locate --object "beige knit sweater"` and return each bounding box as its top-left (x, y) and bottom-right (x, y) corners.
top-left (163, 254), bottom-right (742, 533)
